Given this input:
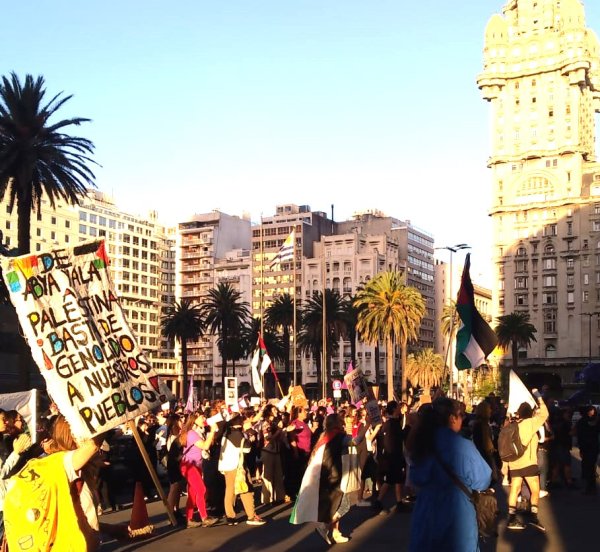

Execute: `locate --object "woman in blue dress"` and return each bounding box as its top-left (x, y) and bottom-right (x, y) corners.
top-left (407, 398), bottom-right (492, 552)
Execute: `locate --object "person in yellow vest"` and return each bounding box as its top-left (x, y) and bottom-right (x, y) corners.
top-left (4, 415), bottom-right (105, 551)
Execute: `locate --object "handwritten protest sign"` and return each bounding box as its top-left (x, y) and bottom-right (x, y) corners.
top-left (1, 240), bottom-right (173, 439)
top-left (343, 367), bottom-right (370, 405)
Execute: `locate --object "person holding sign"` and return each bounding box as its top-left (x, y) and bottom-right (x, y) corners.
top-left (4, 415), bottom-right (106, 551)
top-left (179, 412), bottom-right (218, 529)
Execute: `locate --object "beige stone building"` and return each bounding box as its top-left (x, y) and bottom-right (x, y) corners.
top-left (478, 0), bottom-right (600, 384)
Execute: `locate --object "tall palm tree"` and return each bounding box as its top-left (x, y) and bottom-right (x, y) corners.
top-left (495, 311), bottom-right (537, 371)
top-left (0, 73), bottom-right (96, 255)
top-left (265, 293), bottom-right (294, 387)
top-left (440, 300), bottom-right (460, 387)
top-left (405, 348), bottom-right (445, 397)
top-left (161, 299), bottom-right (204, 400)
top-left (299, 289), bottom-right (347, 394)
top-left (201, 282), bottom-right (250, 389)
top-left (354, 271), bottom-right (426, 401)
top-left (341, 296), bottom-right (360, 369)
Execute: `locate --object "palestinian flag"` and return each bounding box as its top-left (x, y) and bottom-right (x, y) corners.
top-left (290, 429), bottom-right (344, 525)
top-left (455, 253), bottom-right (498, 370)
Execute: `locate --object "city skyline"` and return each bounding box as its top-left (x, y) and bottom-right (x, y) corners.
top-left (4, 1), bottom-right (600, 285)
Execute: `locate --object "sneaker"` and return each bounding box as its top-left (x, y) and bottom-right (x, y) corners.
top-left (315, 524), bottom-right (333, 545)
top-left (529, 515), bottom-right (546, 532)
top-left (539, 490), bottom-right (549, 498)
top-left (247, 516), bottom-right (266, 526)
top-left (226, 517), bottom-right (239, 526)
top-left (357, 499), bottom-right (372, 507)
top-left (506, 515), bottom-right (526, 530)
top-left (332, 529), bottom-right (349, 544)
top-left (186, 520), bottom-right (203, 529)
top-left (202, 517), bottom-right (218, 528)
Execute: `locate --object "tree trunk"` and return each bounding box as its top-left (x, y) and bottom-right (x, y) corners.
top-left (181, 339), bottom-right (188, 401)
top-left (374, 343), bottom-right (380, 386)
top-left (400, 339), bottom-right (408, 401)
top-left (17, 188), bottom-right (32, 255)
top-left (511, 340), bottom-right (518, 371)
top-left (386, 337), bottom-right (394, 402)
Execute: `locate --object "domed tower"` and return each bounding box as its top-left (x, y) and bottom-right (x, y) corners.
top-left (477, 1), bottom-right (600, 380)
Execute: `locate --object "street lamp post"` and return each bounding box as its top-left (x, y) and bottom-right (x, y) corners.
top-left (581, 312), bottom-right (600, 365)
top-left (436, 243), bottom-right (471, 398)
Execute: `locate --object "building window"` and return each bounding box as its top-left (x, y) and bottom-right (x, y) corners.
top-left (567, 291), bottom-right (575, 304)
top-left (79, 224), bottom-right (87, 234)
top-left (584, 273), bottom-right (590, 285)
top-left (515, 277), bottom-right (528, 289)
top-left (543, 275), bottom-right (556, 287)
top-left (515, 294), bottom-right (528, 306)
top-left (542, 292), bottom-right (557, 304)
top-left (544, 311), bottom-right (557, 333)
top-left (545, 344), bottom-right (557, 358)
top-left (543, 258), bottom-right (556, 270)
top-left (583, 291), bottom-right (590, 302)
top-left (516, 246), bottom-right (527, 257)
top-left (567, 258), bottom-right (575, 268)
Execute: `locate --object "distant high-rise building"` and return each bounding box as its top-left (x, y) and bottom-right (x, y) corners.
top-left (176, 210), bottom-right (251, 395)
top-left (478, 0), bottom-right (600, 383)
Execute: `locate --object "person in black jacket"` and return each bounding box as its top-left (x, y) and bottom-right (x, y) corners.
top-left (576, 405), bottom-right (600, 494)
top-left (373, 401), bottom-right (408, 513)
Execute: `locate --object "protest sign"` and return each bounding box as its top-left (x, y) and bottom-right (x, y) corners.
top-left (343, 367), bottom-right (370, 405)
top-left (291, 385), bottom-right (308, 408)
top-left (1, 240), bottom-right (173, 439)
top-left (225, 377), bottom-right (238, 408)
top-left (365, 399), bottom-right (382, 425)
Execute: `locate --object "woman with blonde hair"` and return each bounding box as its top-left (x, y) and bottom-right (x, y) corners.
top-left (4, 414), bottom-right (105, 551)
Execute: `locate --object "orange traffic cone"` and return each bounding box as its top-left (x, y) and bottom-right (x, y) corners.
top-left (128, 482), bottom-right (154, 538)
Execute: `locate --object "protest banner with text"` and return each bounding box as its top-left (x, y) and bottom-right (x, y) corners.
top-left (1, 240), bottom-right (173, 439)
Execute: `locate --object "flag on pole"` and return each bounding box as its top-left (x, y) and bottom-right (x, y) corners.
top-left (341, 362), bottom-right (353, 390)
top-left (455, 253), bottom-right (498, 370)
top-left (508, 369), bottom-right (536, 415)
top-left (258, 335), bottom-right (273, 376)
top-left (250, 348), bottom-right (263, 394)
top-left (184, 375), bottom-right (195, 413)
top-left (270, 229), bottom-right (295, 270)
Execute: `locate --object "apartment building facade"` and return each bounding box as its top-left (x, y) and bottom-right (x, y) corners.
top-left (176, 211), bottom-right (251, 395)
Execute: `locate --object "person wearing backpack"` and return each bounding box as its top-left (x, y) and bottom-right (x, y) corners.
top-left (506, 389), bottom-right (549, 532)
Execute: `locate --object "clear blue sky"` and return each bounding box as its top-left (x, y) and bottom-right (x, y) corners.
top-left (3, 1), bottom-right (600, 284)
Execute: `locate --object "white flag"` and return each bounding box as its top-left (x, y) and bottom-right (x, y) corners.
top-left (250, 348), bottom-right (262, 394)
top-left (260, 352), bottom-right (272, 376)
top-left (508, 369), bottom-right (536, 415)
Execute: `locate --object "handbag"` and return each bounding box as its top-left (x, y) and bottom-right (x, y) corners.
top-left (340, 445), bottom-right (361, 494)
top-left (234, 439), bottom-right (249, 495)
top-left (435, 454), bottom-right (498, 539)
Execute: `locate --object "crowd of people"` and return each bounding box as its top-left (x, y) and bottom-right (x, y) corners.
top-left (0, 385), bottom-right (599, 551)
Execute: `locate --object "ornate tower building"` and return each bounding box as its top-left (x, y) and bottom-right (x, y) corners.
top-left (478, 1), bottom-right (600, 382)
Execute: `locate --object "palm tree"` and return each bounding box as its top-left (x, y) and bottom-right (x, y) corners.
top-left (354, 271), bottom-right (426, 401)
top-left (265, 293), bottom-right (294, 387)
top-left (440, 300), bottom-right (460, 388)
top-left (201, 282), bottom-right (250, 389)
top-left (0, 73), bottom-right (96, 255)
top-left (495, 311), bottom-right (537, 371)
top-left (161, 299), bottom-right (204, 400)
top-left (405, 348), bottom-right (445, 397)
top-left (299, 289), bottom-right (347, 394)
top-left (341, 296), bottom-right (360, 369)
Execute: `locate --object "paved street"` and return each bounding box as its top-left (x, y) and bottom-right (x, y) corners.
top-left (99, 477), bottom-right (600, 552)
